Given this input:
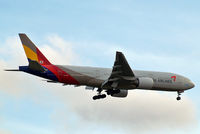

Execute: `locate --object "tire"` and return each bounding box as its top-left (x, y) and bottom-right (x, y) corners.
top-left (176, 96), bottom-right (181, 101)
top-left (101, 94), bottom-right (106, 98)
top-left (93, 96), bottom-right (98, 100)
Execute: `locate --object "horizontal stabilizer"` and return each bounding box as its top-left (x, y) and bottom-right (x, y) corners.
top-left (46, 80), bottom-right (58, 83)
top-left (4, 69), bottom-right (20, 71)
top-left (42, 79), bottom-right (58, 83)
top-left (29, 60), bottom-right (46, 72)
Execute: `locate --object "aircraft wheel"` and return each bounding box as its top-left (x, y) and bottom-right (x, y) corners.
top-left (93, 94), bottom-right (106, 100)
top-left (93, 96), bottom-right (98, 100)
top-left (100, 94), bottom-right (106, 98)
top-left (107, 90), bottom-right (112, 95)
top-left (176, 96), bottom-right (181, 101)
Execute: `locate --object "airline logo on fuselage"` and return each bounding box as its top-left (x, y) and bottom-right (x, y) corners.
top-left (171, 76), bottom-right (176, 82)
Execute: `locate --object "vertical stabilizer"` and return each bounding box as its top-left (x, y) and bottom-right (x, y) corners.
top-left (19, 33), bottom-right (51, 65)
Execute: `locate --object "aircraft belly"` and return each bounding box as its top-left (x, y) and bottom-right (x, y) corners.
top-left (151, 85), bottom-right (179, 91)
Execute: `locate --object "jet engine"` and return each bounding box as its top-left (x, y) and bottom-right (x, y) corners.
top-left (111, 90), bottom-right (128, 98)
top-left (136, 77), bottom-right (154, 89)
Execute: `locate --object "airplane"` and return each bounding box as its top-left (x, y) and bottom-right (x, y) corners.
top-left (5, 33), bottom-right (195, 101)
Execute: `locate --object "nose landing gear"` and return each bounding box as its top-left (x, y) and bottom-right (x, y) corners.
top-left (176, 91), bottom-right (184, 101)
top-left (176, 96), bottom-right (181, 101)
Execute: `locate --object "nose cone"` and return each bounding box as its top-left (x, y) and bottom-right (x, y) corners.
top-left (186, 80), bottom-right (195, 89)
top-left (189, 81), bottom-right (195, 89)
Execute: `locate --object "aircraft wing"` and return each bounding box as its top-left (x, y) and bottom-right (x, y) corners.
top-left (101, 51), bottom-right (138, 89)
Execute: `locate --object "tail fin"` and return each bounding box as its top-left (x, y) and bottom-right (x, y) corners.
top-left (19, 33), bottom-right (51, 65)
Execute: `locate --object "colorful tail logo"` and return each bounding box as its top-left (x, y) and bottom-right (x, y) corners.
top-left (19, 33), bottom-right (51, 65)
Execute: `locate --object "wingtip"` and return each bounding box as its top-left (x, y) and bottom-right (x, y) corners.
top-left (18, 33), bottom-right (26, 36)
top-left (116, 51), bottom-right (123, 54)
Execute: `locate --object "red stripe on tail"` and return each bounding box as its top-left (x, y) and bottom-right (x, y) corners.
top-left (36, 48), bottom-right (51, 65)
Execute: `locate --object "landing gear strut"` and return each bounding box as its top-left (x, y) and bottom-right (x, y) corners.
top-left (176, 91), bottom-right (183, 101)
top-left (92, 88), bottom-right (106, 100)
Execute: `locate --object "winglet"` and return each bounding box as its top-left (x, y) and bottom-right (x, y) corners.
top-left (19, 33), bottom-right (51, 65)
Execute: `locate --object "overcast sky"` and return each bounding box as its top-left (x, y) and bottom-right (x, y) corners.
top-left (0, 0), bottom-right (200, 134)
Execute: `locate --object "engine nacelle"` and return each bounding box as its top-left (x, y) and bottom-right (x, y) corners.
top-left (111, 90), bottom-right (128, 98)
top-left (137, 77), bottom-right (154, 89)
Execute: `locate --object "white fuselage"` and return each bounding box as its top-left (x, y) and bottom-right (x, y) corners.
top-left (57, 65), bottom-right (194, 92)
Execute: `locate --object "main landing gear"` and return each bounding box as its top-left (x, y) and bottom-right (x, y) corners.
top-left (92, 88), bottom-right (107, 100)
top-left (93, 94), bottom-right (106, 100)
top-left (176, 91), bottom-right (184, 101)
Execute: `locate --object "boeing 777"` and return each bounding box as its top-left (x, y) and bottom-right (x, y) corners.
top-left (5, 34), bottom-right (195, 100)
